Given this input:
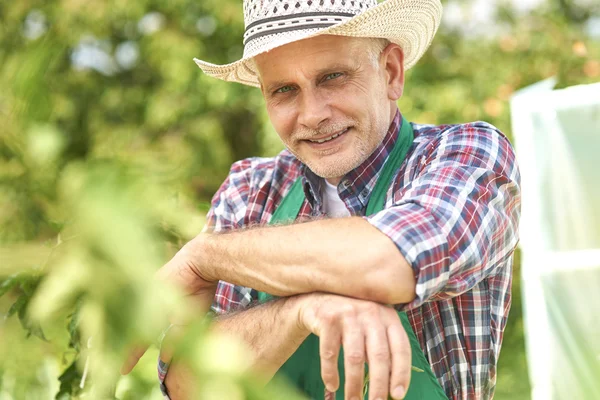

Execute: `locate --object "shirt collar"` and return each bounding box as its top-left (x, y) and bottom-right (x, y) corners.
top-left (302, 109), bottom-right (402, 213)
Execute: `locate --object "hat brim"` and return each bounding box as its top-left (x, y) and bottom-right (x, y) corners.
top-left (194, 0), bottom-right (442, 88)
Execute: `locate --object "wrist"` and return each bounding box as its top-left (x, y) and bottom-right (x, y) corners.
top-left (180, 234), bottom-right (218, 282)
top-left (289, 293), bottom-right (316, 335)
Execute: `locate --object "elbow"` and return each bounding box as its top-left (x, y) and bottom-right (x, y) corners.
top-left (381, 263), bottom-right (417, 305)
top-left (359, 251), bottom-right (417, 305)
top-left (388, 281), bottom-right (417, 305)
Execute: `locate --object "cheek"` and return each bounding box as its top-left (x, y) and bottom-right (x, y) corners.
top-left (330, 82), bottom-right (376, 115)
top-left (266, 104), bottom-right (296, 141)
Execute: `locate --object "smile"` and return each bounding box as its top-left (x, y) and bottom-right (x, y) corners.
top-left (308, 128), bottom-right (349, 144)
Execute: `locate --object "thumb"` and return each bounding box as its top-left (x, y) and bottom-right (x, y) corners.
top-left (297, 294), bottom-right (322, 335)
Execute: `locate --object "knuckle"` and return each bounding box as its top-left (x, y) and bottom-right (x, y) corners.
top-left (370, 387), bottom-right (387, 399)
top-left (368, 378), bottom-right (389, 399)
top-left (344, 382), bottom-right (363, 399)
top-left (364, 302), bottom-right (381, 314)
top-left (321, 370), bottom-right (337, 383)
top-left (394, 363), bottom-right (411, 378)
top-left (321, 350), bottom-right (337, 361)
top-left (338, 305), bottom-right (356, 320)
top-left (322, 369), bottom-right (338, 379)
top-left (390, 364), bottom-right (411, 386)
top-left (345, 351), bottom-right (365, 365)
top-left (384, 307), bottom-right (399, 319)
top-left (371, 348), bottom-right (390, 361)
top-left (320, 309), bottom-right (337, 323)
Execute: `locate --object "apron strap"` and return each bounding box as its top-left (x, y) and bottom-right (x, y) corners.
top-left (366, 115), bottom-right (414, 216)
top-left (270, 178), bottom-right (305, 224)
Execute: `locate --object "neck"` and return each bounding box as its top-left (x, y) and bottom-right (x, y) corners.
top-left (326, 177), bottom-right (342, 186)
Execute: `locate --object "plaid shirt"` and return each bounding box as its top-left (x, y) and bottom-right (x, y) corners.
top-left (159, 110), bottom-right (521, 400)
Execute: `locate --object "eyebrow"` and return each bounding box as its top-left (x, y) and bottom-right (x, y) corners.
top-left (264, 62), bottom-right (355, 94)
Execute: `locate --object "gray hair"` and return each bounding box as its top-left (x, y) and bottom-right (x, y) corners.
top-left (365, 37), bottom-right (392, 66)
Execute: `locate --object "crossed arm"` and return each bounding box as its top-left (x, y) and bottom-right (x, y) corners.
top-left (161, 217), bottom-right (416, 400)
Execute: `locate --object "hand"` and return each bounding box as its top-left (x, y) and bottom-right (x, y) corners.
top-left (155, 240), bottom-right (218, 312)
top-left (120, 240), bottom-right (218, 375)
top-left (297, 293), bottom-right (411, 400)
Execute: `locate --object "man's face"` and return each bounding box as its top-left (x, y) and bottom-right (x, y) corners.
top-left (255, 35), bottom-right (403, 183)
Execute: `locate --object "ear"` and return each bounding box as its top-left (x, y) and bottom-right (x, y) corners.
top-left (381, 43), bottom-right (405, 101)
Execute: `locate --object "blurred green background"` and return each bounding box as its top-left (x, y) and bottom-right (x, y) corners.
top-left (1, 0), bottom-right (599, 399)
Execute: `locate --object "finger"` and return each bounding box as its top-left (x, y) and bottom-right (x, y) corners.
top-left (365, 323), bottom-right (391, 400)
top-left (387, 321), bottom-right (411, 399)
top-left (120, 344), bottom-right (149, 375)
top-left (165, 361), bottom-right (198, 400)
top-left (342, 318), bottom-right (365, 400)
top-left (319, 322), bottom-right (342, 393)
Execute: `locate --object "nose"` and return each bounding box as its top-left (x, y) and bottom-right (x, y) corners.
top-left (297, 89), bottom-right (331, 130)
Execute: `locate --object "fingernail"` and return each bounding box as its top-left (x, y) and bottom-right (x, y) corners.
top-left (392, 385), bottom-right (406, 399)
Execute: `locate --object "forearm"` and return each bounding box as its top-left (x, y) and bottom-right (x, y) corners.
top-left (212, 296), bottom-right (310, 379)
top-left (190, 217), bottom-right (415, 304)
top-left (164, 296), bottom-right (309, 399)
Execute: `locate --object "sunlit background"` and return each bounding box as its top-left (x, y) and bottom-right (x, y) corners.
top-left (1, 0), bottom-right (599, 399)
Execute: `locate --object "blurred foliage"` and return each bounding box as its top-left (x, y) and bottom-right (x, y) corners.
top-left (0, 0), bottom-right (598, 398)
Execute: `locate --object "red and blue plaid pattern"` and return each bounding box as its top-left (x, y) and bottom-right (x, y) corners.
top-left (159, 110), bottom-right (521, 400)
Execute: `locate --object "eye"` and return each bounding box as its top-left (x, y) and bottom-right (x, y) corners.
top-left (324, 72), bottom-right (343, 81)
top-left (275, 85), bottom-right (294, 94)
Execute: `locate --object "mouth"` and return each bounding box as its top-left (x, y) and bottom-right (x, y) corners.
top-left (307, 128), bottom-right (350, 144)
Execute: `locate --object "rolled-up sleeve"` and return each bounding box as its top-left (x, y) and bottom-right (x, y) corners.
top-left (204, 160), bottom-right (257, 314)
top-left (367, 122), bottom-right (521, 310)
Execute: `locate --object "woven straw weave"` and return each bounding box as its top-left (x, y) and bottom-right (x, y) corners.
top-left (194, 0), bottom-right (443, 87)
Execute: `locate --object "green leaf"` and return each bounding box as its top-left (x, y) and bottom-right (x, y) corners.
top-left (8, 287), bottom-right (48, 341)
top-left (21, 275), bottom-right (41, 296)
top-left (0, 274), bottom-right (21, 297)
top-left (56, 359), bottom-right (82, 400)
top-left (67, 298), bottom-right (83, 352)
top-left (18, 299), bottom-right (48, 341)
top-left (7, 294), bottom-right (27, 318)
top-left (24, 321), bottom-right (48, 341)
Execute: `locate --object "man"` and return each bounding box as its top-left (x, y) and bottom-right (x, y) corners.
top-left (122, 1), bottom-right (521, 399)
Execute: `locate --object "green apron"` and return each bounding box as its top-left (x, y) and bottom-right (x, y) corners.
top-left (259, 118), bottom-right (448, 400)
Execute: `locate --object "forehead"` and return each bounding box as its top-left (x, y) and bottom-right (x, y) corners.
top-left (254, 35), bottom-right (369, 81)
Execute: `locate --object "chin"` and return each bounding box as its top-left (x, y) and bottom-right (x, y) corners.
top-left (296, 145), bottom-right (368, 179)
top-left (307, 159), bottom-right (359, 179)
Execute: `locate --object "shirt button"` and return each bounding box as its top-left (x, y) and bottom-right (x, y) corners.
top-left (342, 179), bottom-right (351, 188)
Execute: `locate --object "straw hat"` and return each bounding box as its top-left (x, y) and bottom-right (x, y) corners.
top-left (194, 0), bottom-right (443, 88)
